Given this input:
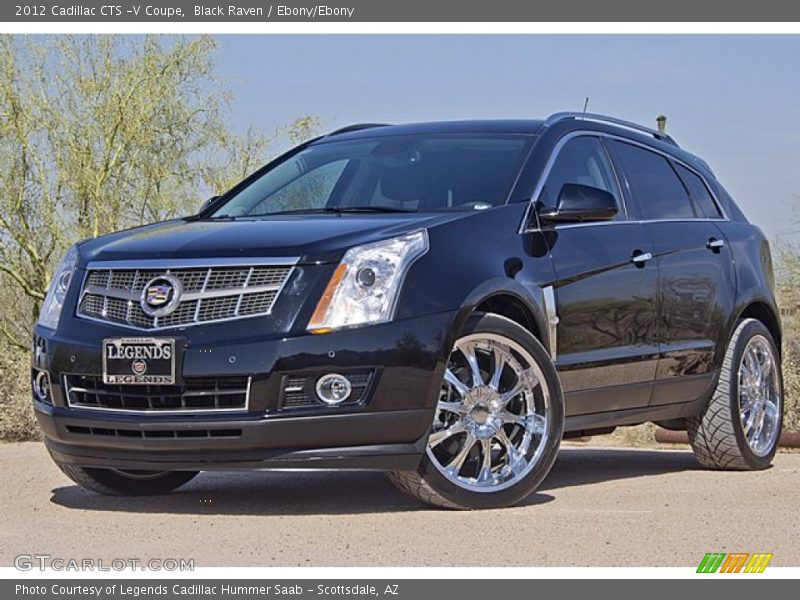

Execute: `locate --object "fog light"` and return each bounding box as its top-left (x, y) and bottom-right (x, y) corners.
top-left (33, 370), bottom-right (51, 403)
top-left (315, 373), bottom-right (352, 405)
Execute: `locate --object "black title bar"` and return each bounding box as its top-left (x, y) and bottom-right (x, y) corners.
top-left (4, 0), bottom-right (800, 22)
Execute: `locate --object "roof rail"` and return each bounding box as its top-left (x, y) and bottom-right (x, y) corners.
top-left (544, 112), bottom-right (678, 146)
top-left (327, 123), bottom-right (390, 137)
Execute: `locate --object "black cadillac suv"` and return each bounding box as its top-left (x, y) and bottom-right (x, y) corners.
top-left (32, 113), bottom-right (783, 509)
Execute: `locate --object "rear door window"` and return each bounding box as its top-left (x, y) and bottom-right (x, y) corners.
top-left (609, 141), bottom-right (696, 220)
top-left (676, 164), bottom-right (723, 218)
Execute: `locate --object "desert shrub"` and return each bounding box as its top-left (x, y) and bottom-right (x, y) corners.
top-left (781, 323), bottom-right (800, 433)
top-left (0, 349), bottom-right (38, 442)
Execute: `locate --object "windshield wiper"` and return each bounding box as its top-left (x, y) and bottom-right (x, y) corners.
top-left (206, 214), bottom-right (238, 220)
top-left (331, 206), bottom-right (417, 213)
top-left (257, 206), bottom-right (417, 216)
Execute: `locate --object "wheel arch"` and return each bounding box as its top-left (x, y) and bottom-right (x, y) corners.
top-left (736, 300), bottom-right (782, 357)
top-left (461, 279), bottom-right (550, 351)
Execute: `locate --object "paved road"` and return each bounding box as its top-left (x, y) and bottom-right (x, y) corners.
top-left (1, 442), bottom-right (798, 567)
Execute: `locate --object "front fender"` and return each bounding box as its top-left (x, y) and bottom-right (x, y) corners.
top-left (461, 277), bottom-right (551, 350)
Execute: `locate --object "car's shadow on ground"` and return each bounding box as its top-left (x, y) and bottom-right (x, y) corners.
top-left (539, 446), bottom-right (700, 492)
top-left (49, 447), bottom-right (699, 516)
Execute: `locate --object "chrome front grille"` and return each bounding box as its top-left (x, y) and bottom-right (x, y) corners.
top-left (77, 260), bottom-right (295, 330)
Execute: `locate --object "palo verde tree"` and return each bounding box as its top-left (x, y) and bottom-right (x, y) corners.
top-left (0, 35), bottom-right (319, 351)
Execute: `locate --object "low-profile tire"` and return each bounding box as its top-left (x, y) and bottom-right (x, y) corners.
top-left (687, 318), bottom-right (783, 470)
top-left (55, 462), bottom-right (198, 496)
top-left (389, 312), bottom-right (564, 509)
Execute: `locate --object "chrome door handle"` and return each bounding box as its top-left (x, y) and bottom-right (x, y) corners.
top-left (631, 251), bottom-right (653, 265)
top-left (707, 238), bottom-right (726, 251)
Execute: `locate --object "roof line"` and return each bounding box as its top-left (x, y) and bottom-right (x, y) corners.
top-left (326, 123), bottom-right (391, 137)
top-left (544, 112), bottom-right (678, 146)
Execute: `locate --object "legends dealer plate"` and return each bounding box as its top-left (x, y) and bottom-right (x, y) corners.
top-left (102, 337), bottom-right (176, 385)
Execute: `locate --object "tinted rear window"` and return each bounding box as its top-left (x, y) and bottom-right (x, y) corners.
top-left (677, 164), bottom-right (722, 218)
top-left (610, 141), bottom-right (695, 220)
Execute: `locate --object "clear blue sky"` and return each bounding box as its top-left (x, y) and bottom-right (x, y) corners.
top-left (214, 35), bottom-right (800, 243)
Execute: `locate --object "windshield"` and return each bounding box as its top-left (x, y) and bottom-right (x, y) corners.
top-left (210, 134), bottom-right (532, 217)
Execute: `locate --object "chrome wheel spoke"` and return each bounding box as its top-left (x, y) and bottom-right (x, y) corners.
top-left (497, 409), bottom-right (525, 427)
top-left (747, 348), bottom-right (762, 382)
top-left (428, 420), bottom-right (467, 447)
top-left (525, 413), bottom-right (547, 436)
top-left (751, 410), bottom-right (767, 443)
top-left (759, 402), bottom-right (779, 443)
top-left (446, 433), bottom-right (477, 475)
top-left (489, 346), bottom-right (507, 391)
top-left (742, 407), bottom-right (758, 435)
top-left (764, 399), bottom-right (778, 421)
top-left (444, 368), bottom-right (470, 398)
top-left (493, 430), bottom-right (524, 474)
top-left (499, 368), bottom-right (539, 406)
top-left (498, 382), bottom-right (522, 407)
top-left (495, 428), bottom-right (515, 454)
top-left (760, 351), bottom-right (774, 379)
top-left (438, 400), bottom-right (469, 416)
top-left (477, 439), bottom-right (494, 484)
top-left (459, 342), bottom-right (484, 388)
top-left (739, 365), bottom-right (752, 387)
top-left (497, 409), bottom-right (545, 435)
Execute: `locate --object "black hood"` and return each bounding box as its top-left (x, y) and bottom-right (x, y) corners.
top-left (77, 212), bottom-right (468, 266)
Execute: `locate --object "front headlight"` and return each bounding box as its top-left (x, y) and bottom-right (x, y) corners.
top-left (307, 231), bottom-right (429, 333)
top-left (37, 244), bottom-right (79, 330)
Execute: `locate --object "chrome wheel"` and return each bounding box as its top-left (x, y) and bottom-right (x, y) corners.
top-left (738, 335), bottom-right (781, 457)
top-left (426, 333), bottom-right (550, 492)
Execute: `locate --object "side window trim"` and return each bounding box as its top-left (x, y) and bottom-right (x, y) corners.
top-left (519, 130), bottom-right (729, 233)
top-left (599, 137), bottom-right (630, 221)
top-left (600, 136), bottom-right (638, 221)
top-left (667, 158), bottom-right (702, 219)
top-left (669, 161), bottom-right (726, 220)
top-left (669, 157), bottom-right (702, 219)
top-left (672, 160), bottom-right (725, 220)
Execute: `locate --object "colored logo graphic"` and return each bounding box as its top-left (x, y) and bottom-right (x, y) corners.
top-left (140, 274), bottom-right (182, 317)
top-left (145, 284), bottom-right (172, 307)
top-left (697, 552), bottom-right (773, 573)
top-left (131, 359), bottom-right (148, 375)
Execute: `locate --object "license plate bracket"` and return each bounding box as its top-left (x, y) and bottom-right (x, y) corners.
top-left (102, 337), bottom-right (177, 385)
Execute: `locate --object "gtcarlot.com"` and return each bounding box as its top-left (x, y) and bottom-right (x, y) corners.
top-left (14, 554), bottom-right (194, 572)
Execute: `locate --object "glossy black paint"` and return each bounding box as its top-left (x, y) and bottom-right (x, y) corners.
top-left (546, 221), bottom-right (659, 414)
top-left (33, 117), bottom-right (781, 471)
top-left (645, 220), bottom-right (735, 405)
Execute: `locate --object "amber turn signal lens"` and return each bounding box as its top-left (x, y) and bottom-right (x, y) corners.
top-left (308, 262), bottom-right (348, 333)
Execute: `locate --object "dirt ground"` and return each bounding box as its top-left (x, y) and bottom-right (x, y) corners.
top-left (2, 441), bottom-right (798, 567)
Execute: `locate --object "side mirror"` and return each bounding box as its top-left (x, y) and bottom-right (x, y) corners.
top-left (201, 195), bottom-right (221, 212)
top-left (538, 184), bottom-right (619, 223)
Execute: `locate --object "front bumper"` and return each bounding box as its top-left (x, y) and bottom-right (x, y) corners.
top-left (34, 309), bottom-right (463, 471)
